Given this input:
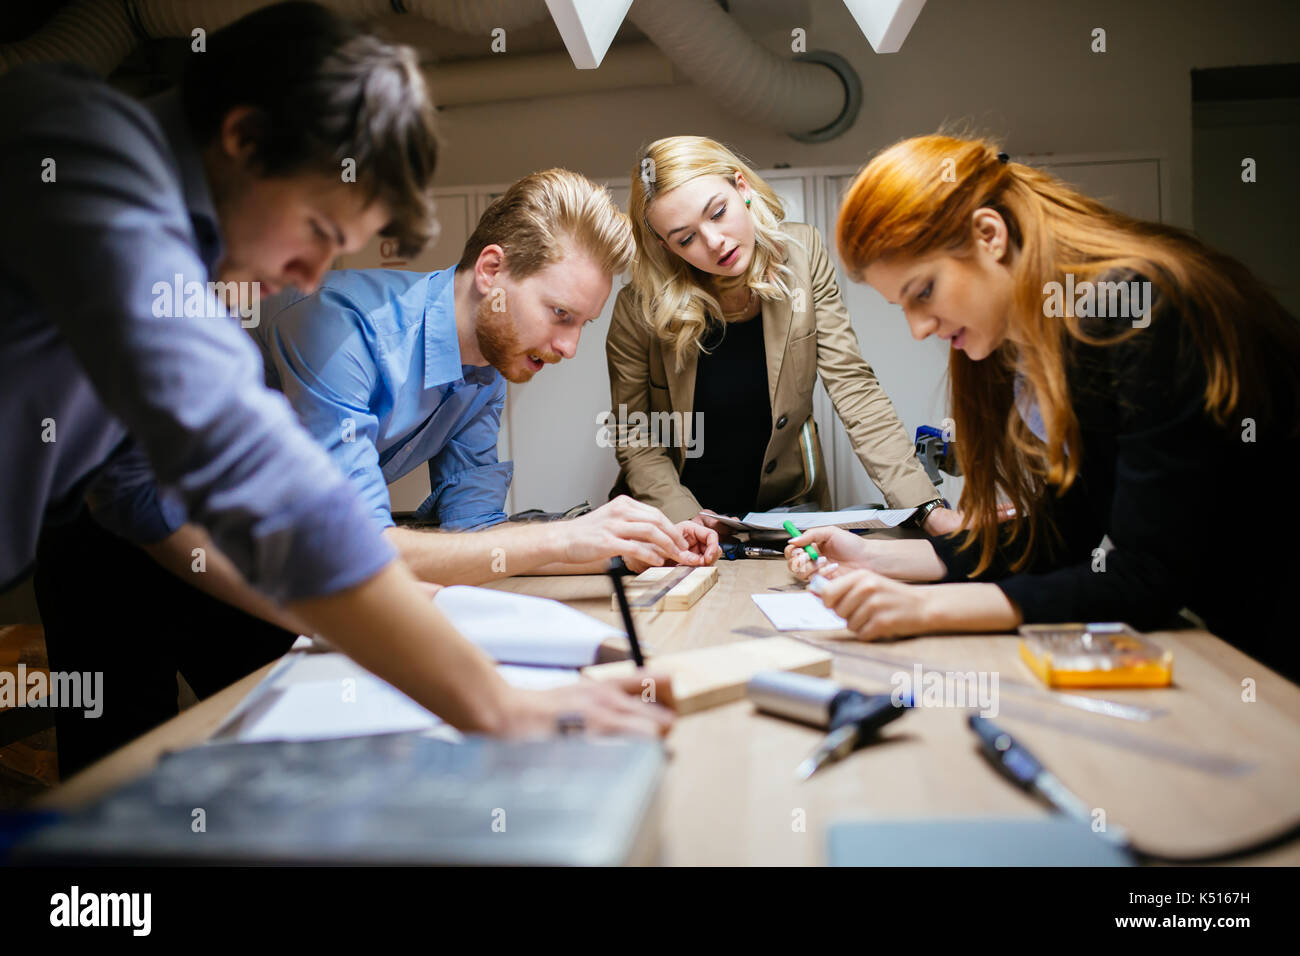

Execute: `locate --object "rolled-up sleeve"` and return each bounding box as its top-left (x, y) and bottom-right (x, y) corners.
top-left (260, 291), bottom-right (396, 530)
top-left (417, 379), bottom-right (513, 530)
top-left (85, 440), bottom-right (188, 544)
top-left (0, 68), bottom-right (393, 603)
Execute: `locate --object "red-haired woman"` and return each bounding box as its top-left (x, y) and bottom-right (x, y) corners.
top-left (786, 134), bottom-right (1300, 678)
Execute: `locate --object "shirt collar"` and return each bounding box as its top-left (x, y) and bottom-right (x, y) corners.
top-left (423, 265), bottom-right (499, 389)
top-left (146, 89), bottom-right (223, 273)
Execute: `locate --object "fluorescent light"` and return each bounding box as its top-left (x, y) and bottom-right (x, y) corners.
top-left (842, 0), bottom-right (927, 53)
top-left (545, 0), bottom-right (633, 69)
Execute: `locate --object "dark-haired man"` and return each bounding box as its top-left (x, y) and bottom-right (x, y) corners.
top-left (5, 2), bottom-right (670, 777)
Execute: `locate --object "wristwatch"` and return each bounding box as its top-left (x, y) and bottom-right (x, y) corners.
top-left (909, 497), bottom-right (946, 529)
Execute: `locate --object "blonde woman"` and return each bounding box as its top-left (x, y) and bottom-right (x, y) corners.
top-left (606, 136), bottom-right (958, 534)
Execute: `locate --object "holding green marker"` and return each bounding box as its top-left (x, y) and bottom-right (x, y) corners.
top-left (783, 519), bottom-right (833, 595)
top-left (782, 520), bottom-right (820, 562)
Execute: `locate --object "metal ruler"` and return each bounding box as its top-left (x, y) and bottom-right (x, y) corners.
top-left (626, 566), bottom-right (693, 608)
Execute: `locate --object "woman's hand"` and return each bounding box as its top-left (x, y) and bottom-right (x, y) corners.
top-left (816, 569), bottom-right (934, 639)
top-left (784, 527), bottom-right (871, 581)
top-left (786, 528), bottom-right (948, 582)
top-left (920, 506), bottom-right (963, 536)
top-left (816, 574), bottom-right (1023, 641)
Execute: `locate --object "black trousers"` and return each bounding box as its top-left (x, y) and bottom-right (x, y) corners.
top-left (33, 509), bottom-right (296, 779)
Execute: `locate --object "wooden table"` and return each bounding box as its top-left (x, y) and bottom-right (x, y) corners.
top-left (39, 560), bottom-right (1300, 865)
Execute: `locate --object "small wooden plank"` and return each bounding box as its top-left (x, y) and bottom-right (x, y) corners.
top-left (663, 566), bottom-right (717, 610)
top-left (581, 637), bottom-right (832, 715)
top-left (611, 566), bottom-right (718, 612)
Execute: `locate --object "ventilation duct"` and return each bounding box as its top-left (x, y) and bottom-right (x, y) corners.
top-left (0, 0), bottom-right (860, 141)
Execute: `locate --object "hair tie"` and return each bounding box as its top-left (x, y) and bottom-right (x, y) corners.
top-left (997, 152), bottom-right (1010, 164)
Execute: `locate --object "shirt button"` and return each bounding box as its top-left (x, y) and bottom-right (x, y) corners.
top-left (764, 460), bottom-right (777, 475)
top-left (775, 415), bottom-right (788, 429)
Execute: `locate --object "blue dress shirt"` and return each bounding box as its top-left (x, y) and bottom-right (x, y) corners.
top-left (253, 268), bottom-right (513, 532)
top-left (0, 64), bottom-right (394, 601)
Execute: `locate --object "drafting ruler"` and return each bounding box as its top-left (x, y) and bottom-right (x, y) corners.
top-left (626, 566), bottom-right (694, 608)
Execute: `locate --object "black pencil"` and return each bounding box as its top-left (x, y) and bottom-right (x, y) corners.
top-left (607, 560), bottom-right (645, 667)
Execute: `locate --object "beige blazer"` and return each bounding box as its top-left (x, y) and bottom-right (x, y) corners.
top-left (605, 222), bottom-right (939, 523)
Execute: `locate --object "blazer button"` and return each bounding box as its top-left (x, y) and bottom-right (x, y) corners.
top-left (775, 415), bottom-right (788, 429)
top-left (764, 460), bottom-right (777, 475)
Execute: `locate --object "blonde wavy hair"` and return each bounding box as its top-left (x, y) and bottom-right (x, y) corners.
top-left (628, 136), bottom-right (799, 365)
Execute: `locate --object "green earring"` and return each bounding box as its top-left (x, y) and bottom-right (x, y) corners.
top-left (745, 198), bottom-right (751, 206)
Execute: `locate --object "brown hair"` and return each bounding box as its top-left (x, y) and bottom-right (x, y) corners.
top-left (183, 1), bottom-right (439, 257)
top-left (458, 168), bottom-right (635, 279)
top-left (837, 132), bottom-right (1300, 574)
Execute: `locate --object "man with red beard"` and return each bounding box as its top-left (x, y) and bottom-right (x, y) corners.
top-left (252, 169), bottom-right (721, 584)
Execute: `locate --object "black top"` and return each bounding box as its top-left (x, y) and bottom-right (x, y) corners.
top-left (680, 312), bottom-right (772, 517)
top-left (929, 292), bottom-right (1300, 680)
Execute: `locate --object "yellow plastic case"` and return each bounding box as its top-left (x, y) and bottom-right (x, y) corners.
top-left (1018, 623), bottom-right (1173, 688)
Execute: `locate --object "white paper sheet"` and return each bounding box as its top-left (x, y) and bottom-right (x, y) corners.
top-left (752, 592), bottom-right (849, 631)
top-left (710, 508), bottom-right (916, 532)
top-left (432, 585), bottom-right (623, 667)
top-left (222, 652), bottom-right (581, 743)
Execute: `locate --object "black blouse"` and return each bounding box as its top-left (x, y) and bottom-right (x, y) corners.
top-left (929, 299), bottom-right (1300, 680)
top-left (679, 312), bottom-right (772, 517)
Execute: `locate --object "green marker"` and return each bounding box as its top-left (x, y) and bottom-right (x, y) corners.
top-left (782, 519), bottom-right (821, 562)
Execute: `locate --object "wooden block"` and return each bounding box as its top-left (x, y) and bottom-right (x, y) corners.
top-left (611, 566), bottom-right (718, 612)
top-left (581, 637), bottom-right (832, 715)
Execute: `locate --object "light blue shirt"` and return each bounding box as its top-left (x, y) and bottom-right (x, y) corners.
top-left (0, 65), bottom-right (394, 601)
top-left (253, 267), bottom-right (513, 531)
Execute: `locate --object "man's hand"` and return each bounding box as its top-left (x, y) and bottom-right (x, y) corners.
top-left (692, 509), bottom-right (731, 536)
top-left (501, 672), bottom-right (675, 737)
top-left (625, 519), bottom-right (721, 573)
top-left (557, 496), bottom-right (696, 569)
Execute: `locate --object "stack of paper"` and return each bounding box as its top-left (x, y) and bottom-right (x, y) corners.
top-left (433, 585), bottom-right (624, 666)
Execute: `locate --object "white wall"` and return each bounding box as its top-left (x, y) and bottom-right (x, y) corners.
top-left (347, 0), bottom-right (1297, 514)
top-left (425, 0), bottom-right (1300, 230)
